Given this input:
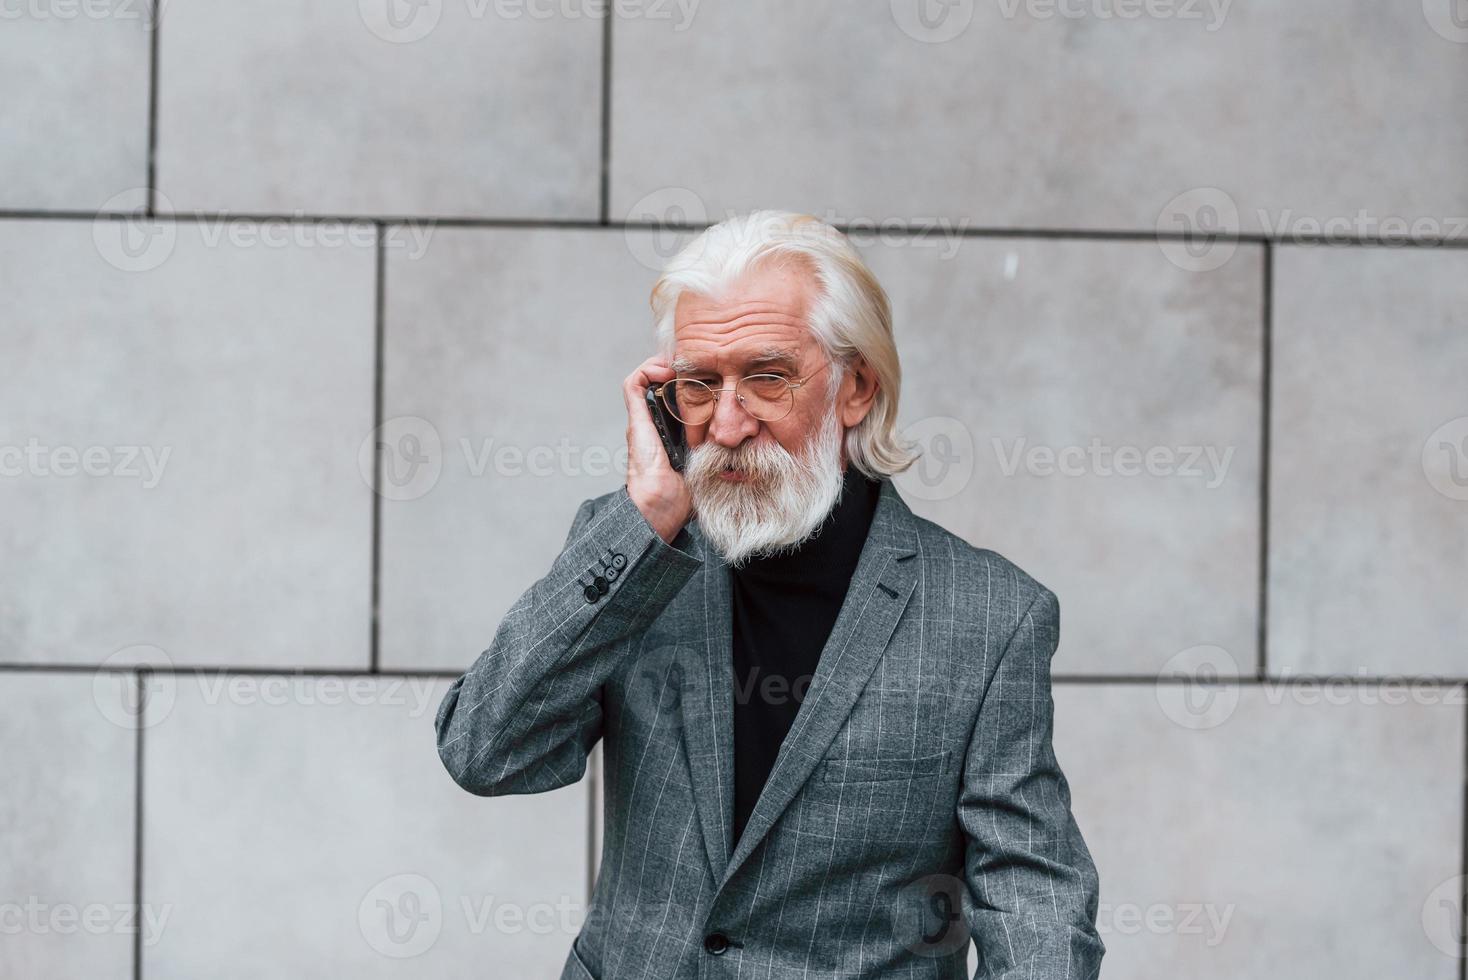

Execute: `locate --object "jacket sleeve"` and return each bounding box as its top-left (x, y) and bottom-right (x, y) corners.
top-left (958, 586), bottom-right (1105, 979)
top-left (435, 484), bottom-right (702, 797)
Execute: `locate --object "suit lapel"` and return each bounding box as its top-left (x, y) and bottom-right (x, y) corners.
top-left (674, 478), bottom-right (922, 893)
top-left (678, 525), bottom-right (736, 879)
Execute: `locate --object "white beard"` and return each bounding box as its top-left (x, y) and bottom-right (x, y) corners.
top-left (684, 401), bottom-right (848, 569)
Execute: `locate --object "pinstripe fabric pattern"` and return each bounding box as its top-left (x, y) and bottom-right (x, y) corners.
top-left (436, 478), bottom-right (1103, 979)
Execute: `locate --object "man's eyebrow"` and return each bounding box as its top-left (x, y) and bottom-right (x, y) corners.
top-left (748, 348), bottom-right (801, 371)
top-left (672, 346), bottom-right (801, 374)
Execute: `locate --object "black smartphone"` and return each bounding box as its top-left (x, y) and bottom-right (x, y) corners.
top-left (645, 385), bottom-right (687, 472)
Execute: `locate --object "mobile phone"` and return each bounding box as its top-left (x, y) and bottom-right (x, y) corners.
top-left (645, 385), bottom-right (687, 472)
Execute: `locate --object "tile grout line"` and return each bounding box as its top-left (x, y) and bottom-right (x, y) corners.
top-left (144, 0), bottom-right (160, 217)
top-left (597, 8), bottom-right (612, 225)
top-left (1257, 241), bottom-right (1273, 681)
top-left (2, 207), bottom-right (1467, 250)
top-left (1460, 686), bottom-right (1467, 980)
top-left (370, 224), bottom-right (386, 674)
top-left (132, 669), bottom-right (148, 980)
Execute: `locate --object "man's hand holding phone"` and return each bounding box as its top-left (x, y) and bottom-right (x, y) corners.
top-left (624, 357), bottom-right (693, 545)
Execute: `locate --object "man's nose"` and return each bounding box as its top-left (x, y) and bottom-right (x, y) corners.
top-left (706, 385), bottom-right (760, 448)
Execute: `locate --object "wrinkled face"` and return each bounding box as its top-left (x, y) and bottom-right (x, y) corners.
top-left (670, 258), bottom-right (873, 565)
top-left (672, 258), bottom-right (839, 471)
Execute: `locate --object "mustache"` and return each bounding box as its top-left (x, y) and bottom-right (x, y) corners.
top-left (693, 440), bottom-right (788, 474)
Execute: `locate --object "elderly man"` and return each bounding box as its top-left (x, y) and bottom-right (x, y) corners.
top-left (435, 211), bottom-right (1103, 979)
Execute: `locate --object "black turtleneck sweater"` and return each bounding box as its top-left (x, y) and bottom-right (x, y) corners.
top-left (729, 465), bottom-right (882, 848)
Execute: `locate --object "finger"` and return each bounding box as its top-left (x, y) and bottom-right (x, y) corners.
top-left (623, 372), bottom-right (654, 423)
top-left (623, 358), bottom-right (676, 418)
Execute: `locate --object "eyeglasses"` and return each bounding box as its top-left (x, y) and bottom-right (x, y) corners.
top-left (653, 367), bottom-right (824, 426)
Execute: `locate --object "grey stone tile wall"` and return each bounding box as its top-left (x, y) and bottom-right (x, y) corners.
top-left (610, 1), bottom-right (1468, 234)
top-left (141, 676), bottom-right (586, 978)
top-left (1270, 245), bottom-right (1468, 678)
top-left (154, 0), bottom-right (602, 218)
top-left (1053, 684), bottom-right (1463, 978)
top-left (0, 220), bottom-right (375, 669)
top-left (0, 672), bottom-right (137, 980)
top-left (378, 227), bottom-right (658, 672)
top-left (0, 6), bottom-right (150, 210)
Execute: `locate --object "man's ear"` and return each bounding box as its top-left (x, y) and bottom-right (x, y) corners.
top-left (838, 357), bottom-right (880, 429)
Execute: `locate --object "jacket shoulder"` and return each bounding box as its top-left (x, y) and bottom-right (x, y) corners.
top-left (906, 512), bottom-right (1056, 620)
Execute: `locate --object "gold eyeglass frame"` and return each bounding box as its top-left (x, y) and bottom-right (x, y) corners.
top-left (653, 364), bottom-right (826, 425)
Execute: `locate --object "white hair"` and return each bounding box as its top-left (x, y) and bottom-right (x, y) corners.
top-left (649, 210), bottom-right (919, 479)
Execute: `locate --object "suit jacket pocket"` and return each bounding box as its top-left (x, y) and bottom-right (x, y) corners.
top-left (815, 749), bottom-right (948, 784)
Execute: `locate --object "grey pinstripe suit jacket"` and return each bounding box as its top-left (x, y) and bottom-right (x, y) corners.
top-left (436, 478), bottom-right (1104, 979)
